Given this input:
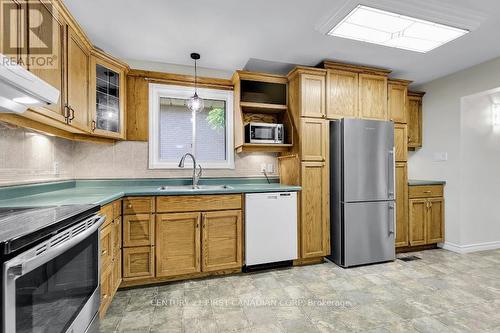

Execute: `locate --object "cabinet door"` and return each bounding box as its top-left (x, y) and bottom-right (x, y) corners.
top-left (0, 0), bottom-right (22, 64)
top-left (201, 210), bottom-right (242, 272)
top-left (156, 212), bottom-right (201, 277)
top-left (300, 162), bottom-right (329, 258)
top-left (326, 70), bottom-right (358, 119)
top-left (394, 123), bottom-right (408, 162)
top-left (427, 198), bottom-right (444, 243)
top-left (99, 264), bottom-right (113, 318)
top-left (112, 217), bottom-right (122, 291)
top-left (27, 1), bottom-right (66, 121)
top-left (388, 83), bottom-right (407, 123)
top-left (66, 25), bottom-right (89, 131)
top-left (122, 246), bottom-right (154, 279)
top-left (100, 222), bottom-right (113, 269)
top-left (90, 56), bottom-right (126, 139)
top-left (408, 96), bottom-right (422, 148)
top-left (113, 250), bottom-right (122, 294)
top-left (359, 74), bottom-right (388, 120)
top-left (300, 74), bottom-right (325, 118)
top-left (123, 214), bottom-right (154, 247)
top-left (113, 217), bottom-right (122, 254)
top-left (300, 118), bottom-right (327, 161)
top-left (395, 163), bottom-right (408, 247)
top-left (409, 199), bottom-right (426, 246)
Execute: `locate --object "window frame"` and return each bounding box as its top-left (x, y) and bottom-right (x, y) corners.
top-left (148, 83), bottom-right (234, 169)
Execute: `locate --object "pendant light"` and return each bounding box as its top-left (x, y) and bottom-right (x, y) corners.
top-left (187, 53), bottom-right (204, 113)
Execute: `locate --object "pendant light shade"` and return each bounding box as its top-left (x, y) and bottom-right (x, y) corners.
top-left (187, 53), bottom-right (204, 113)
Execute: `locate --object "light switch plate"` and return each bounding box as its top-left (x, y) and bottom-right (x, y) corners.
top-left (266, 163), bottom-right (275, 173)
top-left (433, 152), bottom-right (448, 161)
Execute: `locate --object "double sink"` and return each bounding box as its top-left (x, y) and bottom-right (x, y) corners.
top-left (157, 184), bottom-right (233, 191)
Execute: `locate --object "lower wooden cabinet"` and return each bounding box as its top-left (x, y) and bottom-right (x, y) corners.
top-left (123, 246), bottom-right (155, 279)
top-left (99, 264), bottom-right (113, 318)
top-left (395, 163), bottom-right (409, 247)
top-left (100, 222), bottom-right (113, 269)
top-left (202, 210), bottom-right (242, 272)
top-left (156, 212), bottom-right (201, 277)
top-left (408, 185), bottom-right (444, 246)
top-left (123, 214), bottom-right (154, 247)
top-left (300, 162), bottom-right (329, 258)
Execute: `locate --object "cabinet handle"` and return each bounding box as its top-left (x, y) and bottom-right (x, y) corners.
top-left (423, 191), bottom-right (431, 193)
top-left (91, 120), bottom-right (96, 132)
top-left (102, 250), bottom-right (107, 255)
top-left (64, 104), bottom-right (70, 123)
top-left (127, 204), bottom-right (132, 208)
top-left (69, 107), bottom-right (75, 121)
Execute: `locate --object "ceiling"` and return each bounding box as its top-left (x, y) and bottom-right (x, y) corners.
top-left (63, 0), bottom-right (500, 86)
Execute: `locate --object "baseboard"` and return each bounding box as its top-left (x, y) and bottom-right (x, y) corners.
top-left (441, 241), bottom-right (500, 253)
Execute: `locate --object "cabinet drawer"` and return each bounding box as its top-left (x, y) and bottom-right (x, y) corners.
top-left (409, 185), bottom-right (443, 198)
top-left (156, 195), bottom-right (242, 213)
top-left (100, 203), bottom-right (114, 228)
top-left (113, 200), bottom-right (122, 219)
top-left (123, 214), bottom-right (155, 247)
top-left (123, 246), bottom-right (154, 279)
top-left (123, 197), bottom-right (155, 214)
top-left (100, 223), bottom-right (114, 269)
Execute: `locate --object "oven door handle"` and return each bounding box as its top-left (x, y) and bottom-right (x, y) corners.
top-left (4, 214), bottom-right (105, 278)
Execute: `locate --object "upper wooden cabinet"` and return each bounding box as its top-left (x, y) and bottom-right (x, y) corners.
top-left (321, 61), bottom-right (390, 121)
top-left (408, 91), bottom-right (425, 149)
top-left (287, 67), bottom-right (327, 120)
top-left (394, 123), bottom-right (408, 162)
top-left (326, 69), bottom-right (358, 119)
top-left (388, 80), bottom-right (411, 123)
top-left (358, 74), bottom-right (388, 120)
top-left (300, 118), bottom-right (328, 162)
top-left (89, 50), bottom-right (128, 139)
top-left (65, 25), bottom-right (90, 131)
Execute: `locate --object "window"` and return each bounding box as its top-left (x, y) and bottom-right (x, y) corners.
top-left (149, 84), bottom-right (234, 169)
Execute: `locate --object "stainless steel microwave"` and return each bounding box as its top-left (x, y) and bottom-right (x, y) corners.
top-left (245, 123), bottom-right (284, 144)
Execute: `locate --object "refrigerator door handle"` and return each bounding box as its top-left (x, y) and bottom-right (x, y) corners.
top-left (388, 202), bottom-right (395, 235)
top-left (388, 149), bottom-right (395, 199)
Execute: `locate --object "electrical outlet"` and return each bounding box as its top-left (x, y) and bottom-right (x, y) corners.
top-left (433, 152), bottom-right (448, 161)
top-left (53, 162), bottom-right (59, 176)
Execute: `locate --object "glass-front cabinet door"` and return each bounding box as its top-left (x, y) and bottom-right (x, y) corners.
top-left (89, 52), bottom-right (127, 139)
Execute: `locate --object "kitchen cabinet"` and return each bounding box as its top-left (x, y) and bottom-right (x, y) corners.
top-left (408, 185), bottom-right (445, 246)
top-left (358, 73), bottom-right (388, 120)
top-left (394, 123), bottom-right (408, 162)
top-left (202, 210), bottom-right (242, 272)
top-left (123, 197), bottom-right (155, 214)
top-left (395, 163), bottom-right (408, 247)
top-left (100, 222), bottom-right (113, 268)
top-left (27, 0), bottom-right (67, 122)
top-left (388, 80), bottom-right (410, 123)
top-left (0, 0), bottom-right (23, 64)
top-left (89, 50), bottom-right (127, 139)
top-left (157, 194), bottom-right (241, 213)
top-left (65, 25), bottom-right (90, 131)
top-left (156, 212), bottom-right (201, 277)
top-left (300, 162), bottom-right (329, 258)
top-left (408, 91), bottom-right (425, 149)
top-left (123, 214), bottom-right (154, 247)
top-left (123, 246), bottom-right (155, 279)
top-left (326, 69), bottom-right (358, 119)
top-left (300, 73), bottom-right (326, 118)
top-left (300, 118), bottom-right (328, 162)
top-left (99, 264), bottom-right (113, 319)
top-left (112, 216), bottom-right (122, 293)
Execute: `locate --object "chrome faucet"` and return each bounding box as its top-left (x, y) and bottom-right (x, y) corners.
top-left (178, 153), bottom-right (202, 188)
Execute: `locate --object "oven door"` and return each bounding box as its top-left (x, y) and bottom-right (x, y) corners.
top-left (250, 124), bottom-right (278, 144)
top-left (3, 214), bottom-right (104, 333)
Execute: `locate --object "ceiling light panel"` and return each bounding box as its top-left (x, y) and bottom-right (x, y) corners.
top-left (328, 5), bottom-right (469, 53)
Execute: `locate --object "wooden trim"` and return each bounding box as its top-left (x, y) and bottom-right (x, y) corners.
top-left (52, 0), bottom-right (92, 50)
top-left (91, 47), bottom-right (130, 72)
top-left (120, 268), bottom-right (241, 288)
top-left (233, 70), bottom-right (288, 84)
top-left (396, 244), bottom-right (438, 253)
top-left (287, 66), bottom-right (327, 80)
top-left (408, 91), bottom-right (426, 97)
top-left (320, 60), bottom-right (391, 76)
top-left (388, 78), bottom-right (412, 86)
top-left (128, 69), bottom-right (233, 90)
top-left (293, 257), bottom-right (324, 266)
top-left (235, 144), bottom-right (293, 153)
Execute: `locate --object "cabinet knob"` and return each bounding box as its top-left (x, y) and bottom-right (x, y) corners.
top-left (102, 250), bottom-right (107, 256)
top-left (128, 204), bottom-right (132, 208)
top-left (91, 120), bottom-right (97, 132)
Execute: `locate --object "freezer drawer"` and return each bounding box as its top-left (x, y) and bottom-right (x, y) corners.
top-left (343, 201), bottom-right (395, 267)
top-left (245, 192), bottom-right (298, 266)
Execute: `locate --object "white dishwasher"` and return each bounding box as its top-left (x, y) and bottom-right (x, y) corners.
top-left (245, 192), bottom-right (298, 266)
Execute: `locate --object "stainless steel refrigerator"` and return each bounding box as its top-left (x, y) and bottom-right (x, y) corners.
top-left (328, 118), bottom-right (395, 267)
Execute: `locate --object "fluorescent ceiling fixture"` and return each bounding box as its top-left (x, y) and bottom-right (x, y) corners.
top-left (328, 5), bottom-right (469, 53)
top-left (12, 96), bottom-right (40, 105)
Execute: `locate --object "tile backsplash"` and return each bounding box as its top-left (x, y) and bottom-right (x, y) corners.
top-left (0, 124), bottom-right (278, 185)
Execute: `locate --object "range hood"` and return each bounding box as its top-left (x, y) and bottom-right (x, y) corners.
top-left (0, 54), bottom-right (60, 114)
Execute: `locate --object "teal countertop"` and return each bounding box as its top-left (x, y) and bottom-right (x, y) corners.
top-left (408, 179), bottom-right (446, 186)
top-left (0, 178), bottom-right (301, 208)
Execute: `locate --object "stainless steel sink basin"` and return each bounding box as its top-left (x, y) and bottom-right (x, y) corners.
top-left (157, 185), bottom-right (233, 191)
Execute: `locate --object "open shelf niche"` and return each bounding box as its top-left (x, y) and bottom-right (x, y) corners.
top-left (232, 70), bottom-right (294, 153)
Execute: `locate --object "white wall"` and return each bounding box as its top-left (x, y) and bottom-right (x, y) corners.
top-left (409, 56), bottom-right (500, 252)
